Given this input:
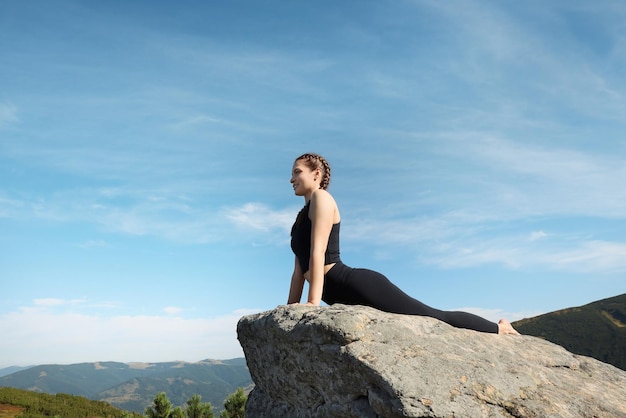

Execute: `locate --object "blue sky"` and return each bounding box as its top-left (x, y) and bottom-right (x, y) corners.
top-left (1, 0), bottom-right (625, 368)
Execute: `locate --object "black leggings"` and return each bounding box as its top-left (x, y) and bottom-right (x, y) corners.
top-left (322, 261), bottom-right (498, 334)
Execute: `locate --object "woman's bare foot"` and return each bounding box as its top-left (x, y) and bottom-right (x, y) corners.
top-left (498, 319), bottom-right (520, 335)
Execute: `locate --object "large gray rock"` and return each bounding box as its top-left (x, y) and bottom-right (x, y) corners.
top-left (237, 304), bottom-right (626, 418)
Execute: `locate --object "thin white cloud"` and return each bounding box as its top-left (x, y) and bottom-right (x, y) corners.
top-left (343, 202), bottom-right (626, 273)
top-left (430, 135), bottom-right (626, 219)
top-left (0, 194), bottom-right (25, 218)
top-left (78, 240), bottom-right (108, 249)
top-left (455, 307), bottom-right (544, 323)
top-left (0, 102), bottom-right (18, 127)
top-left (92, 205), bottom-right (218, 243)
top-left (164, 306), bottom-right (183, 315)
top-left (0, 187), bottom-right (232, 244)
top-left (420, 234), bottom-right (626, 274)
top-left (528, 231), bottom-right (549, 242)
top-left (427, 243), bottom-right (524, 270)
top-left (32, 298), bottom-right (88, 307)
top-left (543, 240), bottom-right (626, 273)
top-left (0, 301), bottom-right (257, 367)
top-left (226, 203), bottom-right (296, 233)
top-left (380, 1), bottom-right (625, 148)
top-left (166, 114), bottom-right (224, 132)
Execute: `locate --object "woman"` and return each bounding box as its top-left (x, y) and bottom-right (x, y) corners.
top-left (288, 153), bottom-right (520, 335)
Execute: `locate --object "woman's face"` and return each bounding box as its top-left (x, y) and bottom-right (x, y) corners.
top-left (291, 160), bottom-right (319, 196)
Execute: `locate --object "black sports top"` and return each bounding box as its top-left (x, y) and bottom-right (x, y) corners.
top-left (290, 202), bottom-right (341, 274)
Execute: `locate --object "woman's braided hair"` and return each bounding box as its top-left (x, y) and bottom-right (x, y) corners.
top-left (291, 153), bottom-right (331, 237)
top-left (295, 153), bottom-right (331, 190)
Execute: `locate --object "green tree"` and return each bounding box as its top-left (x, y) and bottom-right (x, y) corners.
top-left (186, 394), bottom-right (214, 418)
top-left (219, 388), bottom-right (246, 418)
top-left (145, 392), bottom-right (173, 418)
top-left (171, 406), bottom-right (185, 418)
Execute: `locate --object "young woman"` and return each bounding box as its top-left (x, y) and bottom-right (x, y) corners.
top-left (288, 153), bottom-right (520, 335)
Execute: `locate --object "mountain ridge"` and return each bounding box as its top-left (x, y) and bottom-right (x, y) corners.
top-left (512, 293), bottom-right (626, 370)
top-left (0, 366), bottom-right (33, 378)
top-left (0, 358), bottom-right (251, 413)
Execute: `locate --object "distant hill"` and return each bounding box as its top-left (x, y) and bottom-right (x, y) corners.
top-left (0, 358), bottom-right (252, 413)
top-left (0, 366), bottom-right (32, 378)
top-left (513, 293), bottom-right (626, 371)
top-left (96, 359), bottom-right (253, 413)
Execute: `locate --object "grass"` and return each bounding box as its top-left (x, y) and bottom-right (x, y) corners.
top-left (0, 387), bottom-right (139, 418)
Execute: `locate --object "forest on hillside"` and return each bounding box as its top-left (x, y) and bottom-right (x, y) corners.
top-left (0, 387), bottom-right (246, 418)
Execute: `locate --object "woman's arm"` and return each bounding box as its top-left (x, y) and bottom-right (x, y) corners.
top-left (307, 190), bottom-right (335, 305)
top-left (287, 256), bottom-right (305, 304)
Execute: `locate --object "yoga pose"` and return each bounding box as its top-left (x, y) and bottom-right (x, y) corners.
top-left (288, 153), bottom-right (520, 335)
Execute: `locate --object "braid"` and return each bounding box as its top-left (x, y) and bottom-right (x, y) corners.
top-left (296, 153), bottom-right (332, 190)
top-left (319, 156), bottom-right (331, 190)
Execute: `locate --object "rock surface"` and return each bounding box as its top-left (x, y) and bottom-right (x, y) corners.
top-left (237, 304), bottom-right (626, 418)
